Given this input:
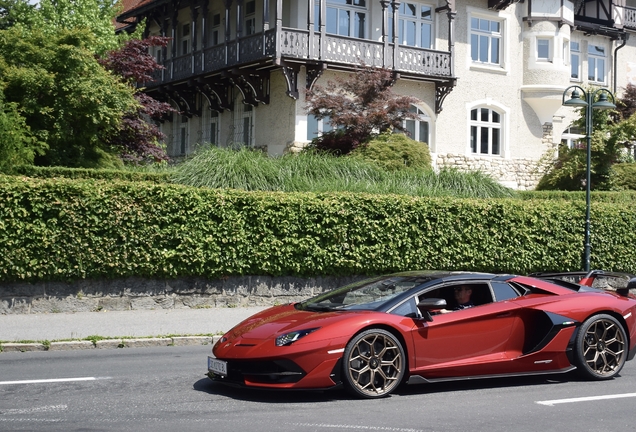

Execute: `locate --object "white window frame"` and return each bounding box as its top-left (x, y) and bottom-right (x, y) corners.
top-left (560, 124), bottom-right (585, 153)
top-left (537, 37), bottom-right (551, 61)
top-left (306, 114), bottom-right (335, 141)
top-left (570, 41), bottom-right (580, 81)
top-left (390, 2), bottom-right (434, 49)
top-left (588, 44), bottom-right (606, 84)
top-left (469, 14), bottom-right (503, 67)
top-left (324, 0), bottom-right (367, 38)
top-left (404, 105), bottom-right (431, 144)
top-left (466, 100), bottom-right (509, 158)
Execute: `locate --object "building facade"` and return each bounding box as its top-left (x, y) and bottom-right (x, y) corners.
top-left (117, 0), bottom-right (636, 189)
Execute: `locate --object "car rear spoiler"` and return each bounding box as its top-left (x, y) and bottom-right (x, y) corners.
top-left (529, 270), bottom-right (636, 297)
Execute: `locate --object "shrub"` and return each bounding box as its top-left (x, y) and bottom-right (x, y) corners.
top-left (1, 175), bottom-right (635, 284)
top-left (612, 163), bottom-right (636, 190)
top-left (351, 132), bottom-right (431, 171)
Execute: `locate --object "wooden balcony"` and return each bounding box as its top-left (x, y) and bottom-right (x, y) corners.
top-left (148, 28), bottom-right (453, 89)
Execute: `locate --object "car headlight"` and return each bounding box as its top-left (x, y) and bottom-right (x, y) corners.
top-left (275, 328), bottom-right (320, 346)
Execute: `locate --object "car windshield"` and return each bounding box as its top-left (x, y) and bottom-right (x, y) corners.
top-left (297, 275), bottom-right (432, 312)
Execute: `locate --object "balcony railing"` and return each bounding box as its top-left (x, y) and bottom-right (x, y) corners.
top-left (147, 28), bottom-right (452, 88)
top-left (624, 6), bottom-right (636, 29)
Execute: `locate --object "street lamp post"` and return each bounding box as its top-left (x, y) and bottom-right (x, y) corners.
top-left (561, 86), bottom-right (616, 272)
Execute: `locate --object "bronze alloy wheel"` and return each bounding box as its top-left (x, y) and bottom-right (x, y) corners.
top-left (575, 314), bottom-right (627, 380)
top-left (343, 329), bottom-right (405, 398)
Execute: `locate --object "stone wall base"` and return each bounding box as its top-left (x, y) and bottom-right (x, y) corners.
top-left (0, 275), bottom-right (365, 315)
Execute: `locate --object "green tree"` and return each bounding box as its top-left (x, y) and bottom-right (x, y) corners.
top-left (0, 92), bottom-right (46, 171)
top-left (538, 87), bottom-right (636, 191)
top-left (3, 0), bottom-right (123, 55)
top-left (0, 26), bottom-right (137, 167)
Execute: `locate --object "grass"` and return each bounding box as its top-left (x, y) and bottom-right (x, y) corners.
top-left (170, 146), bottom-right (516, 199)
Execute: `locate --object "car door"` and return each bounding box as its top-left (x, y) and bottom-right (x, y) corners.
top-left (409, 281), bottom-right (524, 379)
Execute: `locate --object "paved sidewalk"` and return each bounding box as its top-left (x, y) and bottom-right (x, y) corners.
top-left (0, 307), bottom-right (269, 352)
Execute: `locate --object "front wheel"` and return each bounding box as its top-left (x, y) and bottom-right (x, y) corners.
top-left (574, 314), bottom-right (627, 380)
top-left (342, 329), bottom-right (405, 398)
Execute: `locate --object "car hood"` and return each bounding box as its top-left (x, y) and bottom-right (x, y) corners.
top-left (224, 304), bottom-right (371, 341)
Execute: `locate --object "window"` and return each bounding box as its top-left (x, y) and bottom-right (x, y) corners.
top-left (389, 2), bottom-right (433, 49)
top-left (232, 101), bottom-right (254, 147)
top-left (181, 23), bottom-right (190, 55)
top-left (204, 108), bottom-right (220, 145)
top-left (178, 116), bottom-right (189, 155)
top-left (211, 13), bottom-right (221, 46)
top-left (560, 124), bottom-right (584, 153)
top-left (571, 41), bottom-right (580, 80)
top-left (404, 105), bottom-right (429, 143)
top-left (244, 0), bottom-right (256, 36)
top-left (470, 108), bottom-right (501, 155)
top-left (470, 17), bottom-right (501, 66)
top-left (323, 0), bottom-right (367, 38)
top-left (588, 44), bottom-right (606, 83)
top-left (307, 115), bottom-right (334, 140)
top-left (537, 38), bottom-right (550, 61)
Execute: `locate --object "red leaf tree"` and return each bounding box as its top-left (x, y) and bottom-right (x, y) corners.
top-left (305, 65), bottom-right (418, 154)
top-left (99, 36), bottom-right (175, 163)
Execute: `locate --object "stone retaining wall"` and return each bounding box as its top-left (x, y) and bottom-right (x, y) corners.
top-left (436, 153), bottom-right (545, 190)
top-left (0, 275), bottom-right (365, 315)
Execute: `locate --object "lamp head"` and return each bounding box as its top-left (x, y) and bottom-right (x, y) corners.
top-left (563, 88), bottom-right (589, 107)
top-left (592, 92), bottom-right (616, 110)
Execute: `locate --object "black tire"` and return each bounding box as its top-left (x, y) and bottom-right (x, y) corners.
top-left (342, 329), bottom-right (405, 398)
top-left (574, 314), bottom-right (627, 380)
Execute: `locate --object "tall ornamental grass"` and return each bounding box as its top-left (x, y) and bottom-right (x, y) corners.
top-left (171, 146), bottom-right (515, 199)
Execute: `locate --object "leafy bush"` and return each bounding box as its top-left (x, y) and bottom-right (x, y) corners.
top-left (1, 175), bottom-right (635, 284)
top-left (518, 189), bottom-right (636, 203)
top-left (612, 163), bottom-right (636, 190)
top-left (8, 165), bottom-right (172, 183)
top-left (351, 133), bottom-right (432, 171)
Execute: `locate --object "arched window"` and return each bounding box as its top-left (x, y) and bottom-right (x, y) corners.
top-left (560, 124), bottom-right (584, 153)
top-left (404, 105), bottom-right (430, 143)
top-left (470, 107), bottom-right (501, 155)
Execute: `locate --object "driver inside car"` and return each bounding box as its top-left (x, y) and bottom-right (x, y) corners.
top-left (438, 285), bottom-right (474, 314)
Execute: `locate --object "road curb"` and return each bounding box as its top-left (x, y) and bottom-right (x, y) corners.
top-left (0, 336), bottom-right (220, 353)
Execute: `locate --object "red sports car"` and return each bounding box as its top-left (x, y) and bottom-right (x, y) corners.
top-left (208, 271), bottom-right (636, 398)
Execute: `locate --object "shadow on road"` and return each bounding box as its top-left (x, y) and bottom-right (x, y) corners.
top-left (192, 372), bottom-right (578, 402)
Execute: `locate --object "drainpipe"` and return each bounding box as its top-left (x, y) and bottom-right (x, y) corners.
top-left (613, 33), bottom-right (628, 94)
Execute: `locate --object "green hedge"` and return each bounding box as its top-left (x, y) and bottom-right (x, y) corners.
top-left (8, 165), bottom-right (172, 184)
top-left (518, 189), bottom-right (636, 203)
top-left (1, 174), bottom-right (635, 283)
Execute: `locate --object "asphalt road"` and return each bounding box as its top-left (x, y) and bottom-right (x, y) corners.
top-left (1, 345), bottom-right (635, 432)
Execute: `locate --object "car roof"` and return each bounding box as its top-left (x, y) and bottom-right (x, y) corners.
top-left (388, 270), bottom-right (510, 283)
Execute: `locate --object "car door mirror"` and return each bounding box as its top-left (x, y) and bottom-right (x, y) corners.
top-left (416, 298), bottom-right (447, 322)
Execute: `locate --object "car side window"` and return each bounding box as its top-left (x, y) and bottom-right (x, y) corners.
top-left (491, 281), bottom-right (521, 301)
top-left (389, 297), bottom-right (418, 318)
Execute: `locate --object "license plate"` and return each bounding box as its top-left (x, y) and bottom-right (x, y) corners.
top-left (208, 356), bottom-right (228, 376)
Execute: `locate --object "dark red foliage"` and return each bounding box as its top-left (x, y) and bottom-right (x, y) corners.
top-left (618, 83), bottom-right (636, 120)
top-left (100, 36), bottom-right (174, 163)
top-left (305, 65), bottom-right (418, 154)
top-left (99, 36), bottom-right (170, 83)
top-left (310, 129), bottom-right (369, 155)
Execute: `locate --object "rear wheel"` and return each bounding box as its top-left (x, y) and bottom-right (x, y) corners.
top-left (342, 329), bottom-right (405, 398)
top-left (574, 314), bottom-right (627, 380)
